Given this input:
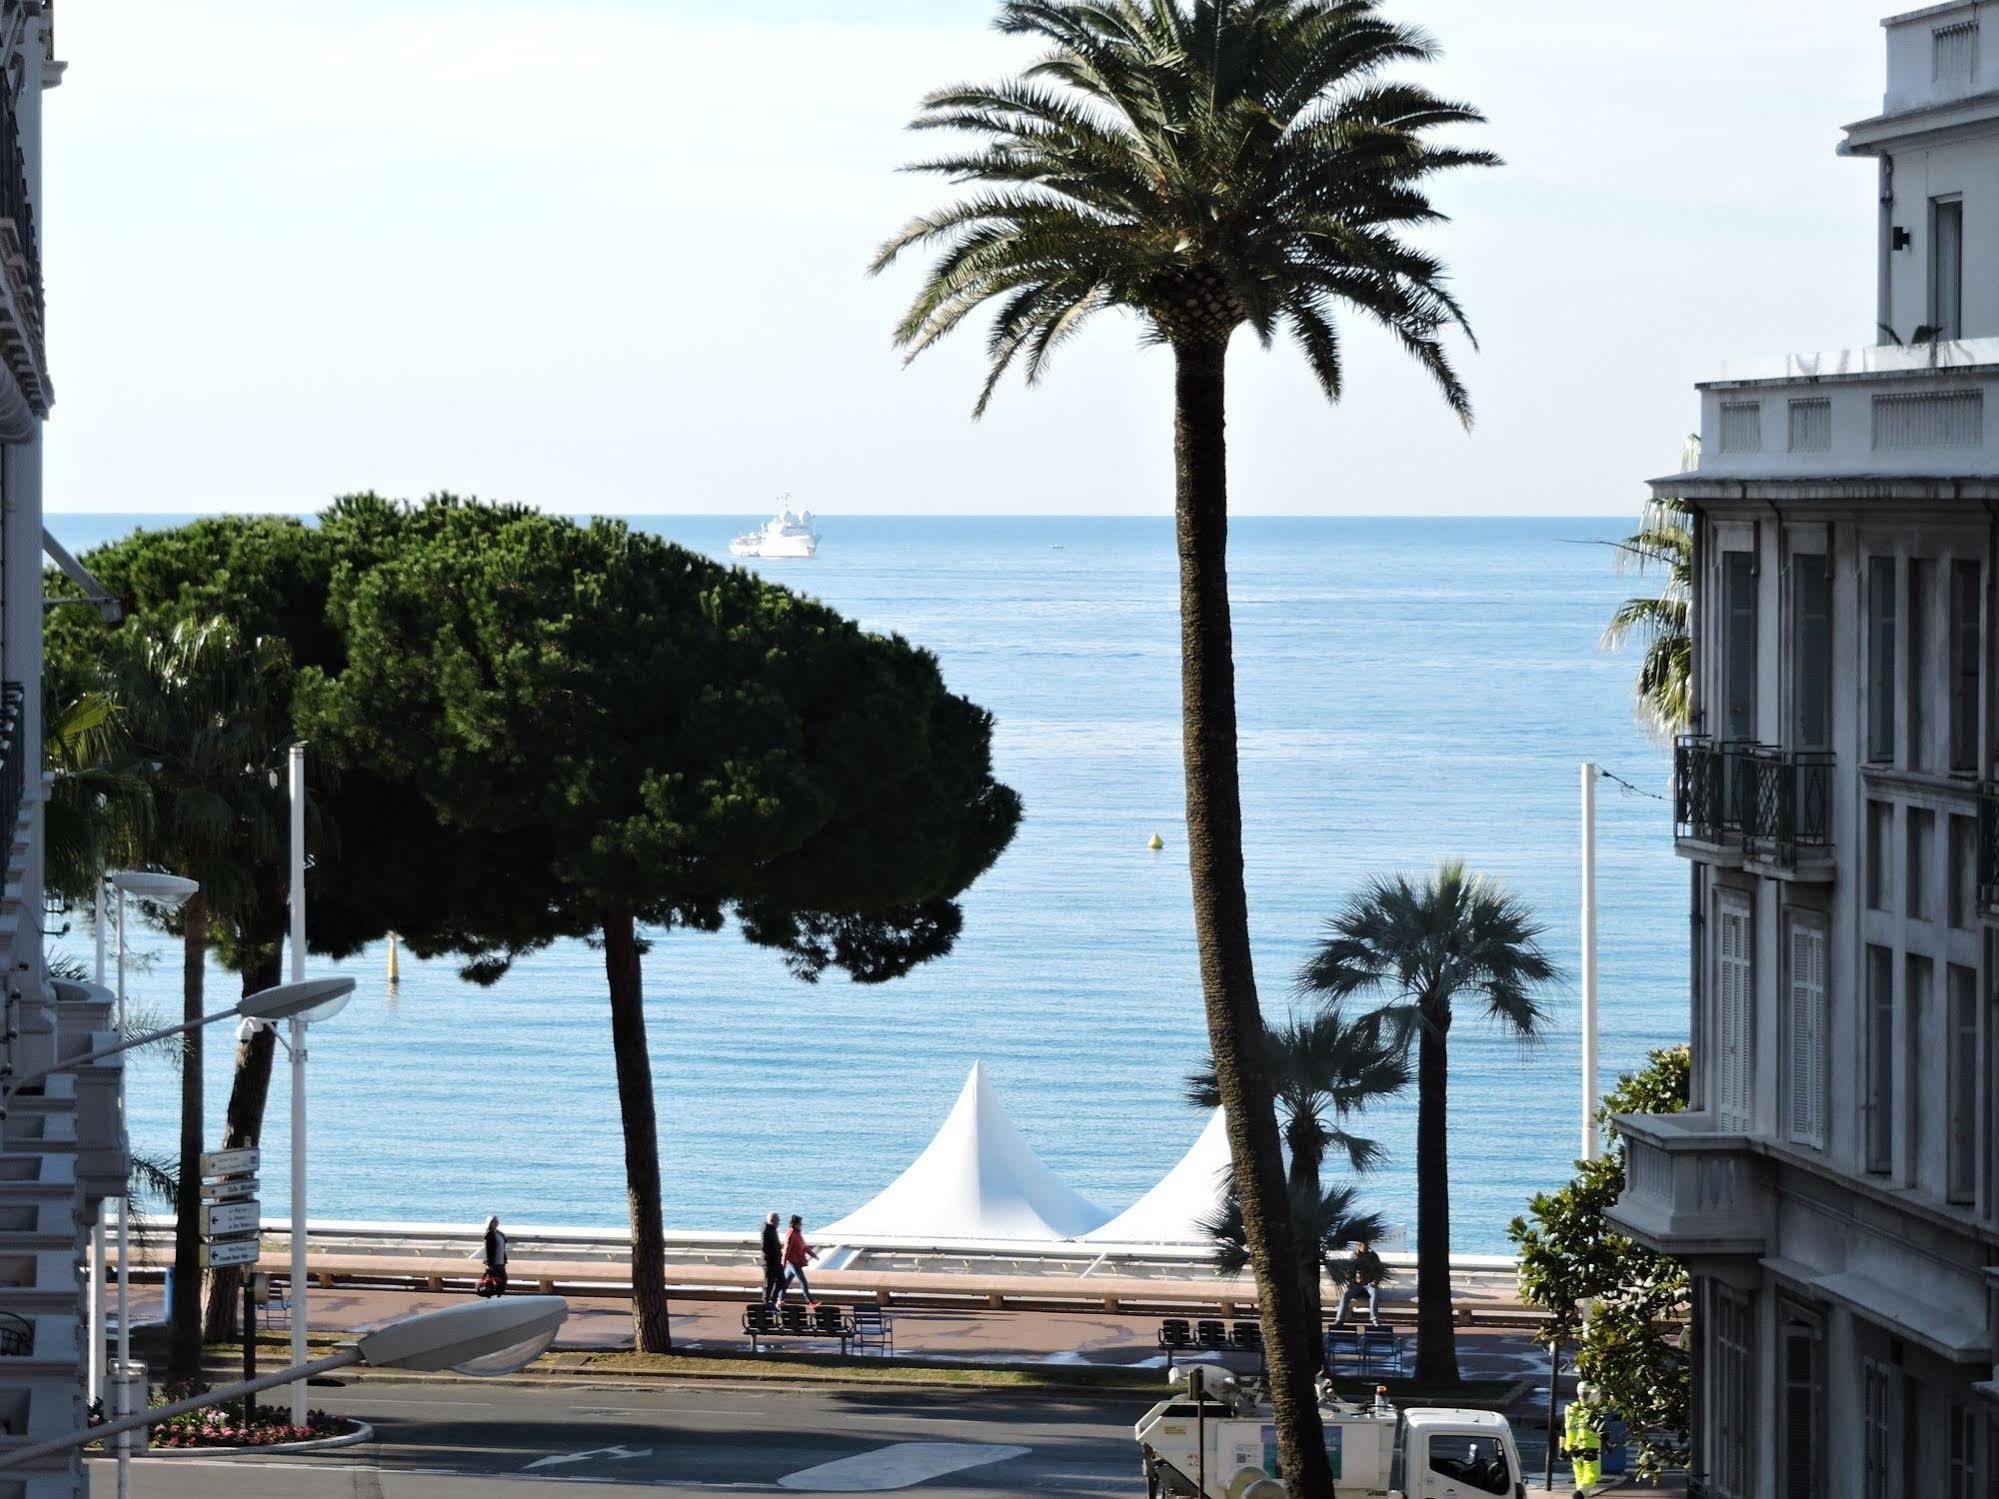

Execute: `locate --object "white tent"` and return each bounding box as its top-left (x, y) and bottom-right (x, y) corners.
top-left (821, 1062), bottom-right (1108, 1241)
top-left (1084, 1108), bottom-right (1231, 1244)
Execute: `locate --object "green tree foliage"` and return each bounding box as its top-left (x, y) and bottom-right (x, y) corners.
top-left (878, 5), bottom-right (1495, 1485)
top-left (1601, 495), bottom-right (1692, 740)
top-left (298, 498), bottom-right (1020, 1352)
top-left (1298, 861), bottom-right (1559, 1386)
top-left (1509, 1046), bottom-right (1691, 1479)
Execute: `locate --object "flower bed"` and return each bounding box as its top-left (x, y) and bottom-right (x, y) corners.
top-left (145, 1393), bottom-right (354, 1451)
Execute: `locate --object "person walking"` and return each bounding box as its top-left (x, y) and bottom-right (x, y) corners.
top-left (1333, 1240), bottom-right (1385, 1326)
top-left (780, 1214), bottom-right (818, 1307)
top-left (759, 1211), bottom-right (784, 1309)
top-left (479, 1214), bottom-right (509, 1298)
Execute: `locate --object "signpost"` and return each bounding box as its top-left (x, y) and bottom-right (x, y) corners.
top-left (198, 1149), bottom-right (261, 1426)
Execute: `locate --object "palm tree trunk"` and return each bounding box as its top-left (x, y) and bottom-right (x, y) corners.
top-left (168, 890), bottom-right (207, 1378)
top-left (1173, 337), bottom-right (1332, 1498)
top-left (200, 946), bottom-right (282, 1341)
top-left (602, 906), bottom-right (672, 1353)
top-left (1414, 1009), bottom-right (1460, 1384)
top-left (1286, 1146), bottom-right (1324, 1374)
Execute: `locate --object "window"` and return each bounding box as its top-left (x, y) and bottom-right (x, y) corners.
top-left (1951, 559), bottom-right (1980, 773)
top-left (1720, 401), bottom-right (1762, 453)
top-left (1713, 1286), bottom-right (1754, 1499)
top-left (1717, 898), bottom-right (1754, 1132)
top-left (1911, 558), bottom-right (1936, 769)
top-left (1935, 198), bottom-right (1965, 341)
top-left (1936, 21), bottom-right (1980, 87)
top-left (1864, 1360), bottom-right (1899, 1499)
top-left (1910, 956), bottom-right (1934, 1183)
top-left (1870, 556), bottom-right (1897, 761)
top-left (1875, 389), bottom-right (1984, 448)
top-left (1426, 1434), bottom-right (1510, 1496)
top-left (1909, 808), bottom-right (1936, 920)
top-left (1780, 1311), bottom-right (1824, 1499)
top-left (1724, 551), bottom-right (1758, 744)
top-left (1787, 922), bottom-right (1825, 1149)
top-left (1949, 1405), bottom-right (1977, 1499)
top-left (1869, 800), bottom-right (1895, 911)
top-left (1794, 554), bottom-right (1831, 751)
top-left (1950, 813), bottom-right (1978, 929)
top-left (1788, 398), bottom-right (1831, 453)
top-left (1949, 964), bottom-right (1979, 1204)
top-left (1866, 944), bottom-right (1896, 1173)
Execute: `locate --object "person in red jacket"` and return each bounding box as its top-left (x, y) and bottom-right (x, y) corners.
top-left (780, 1214), bottom-right (819, 1307)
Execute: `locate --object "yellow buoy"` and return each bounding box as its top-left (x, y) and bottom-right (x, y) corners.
top-left (1147, 833), bottom-right (1164, 851)
top-left (386, 931), bottom-right (401, 984)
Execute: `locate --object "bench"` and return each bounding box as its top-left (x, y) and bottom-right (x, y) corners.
top-left (742, 1302), bottom-right (855, 1354)
top-left (1325, 1322), bottom-right (1404, 1377)
top-left (1158, 1317), bottom-right (1264, 1372)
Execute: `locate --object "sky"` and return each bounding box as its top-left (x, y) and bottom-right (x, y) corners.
top-left (45, 0), bottom-right (1904, 517)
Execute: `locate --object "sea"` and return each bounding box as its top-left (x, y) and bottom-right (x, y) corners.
top-left (50, 513), bottom-right (1687, 1255)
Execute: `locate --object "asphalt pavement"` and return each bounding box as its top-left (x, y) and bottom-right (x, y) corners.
top-left (88, 1375), bottom-right (1143, 1496)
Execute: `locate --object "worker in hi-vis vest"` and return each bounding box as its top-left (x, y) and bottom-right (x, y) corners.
top-left (1565, 1383), bottom-right (1604, 1491)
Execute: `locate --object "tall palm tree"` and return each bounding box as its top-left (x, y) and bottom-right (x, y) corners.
top-left (103, 619), bottom-right (292, 1377)
top-left (877, 5), bottom-right (1494, 1482)
top-left (1601, 491), bottom-right (1692, 740)
top-left (1188, 1008), bottom-right (1407, 1350)
top-left (1296, 861), bottom-right (1558, 1385)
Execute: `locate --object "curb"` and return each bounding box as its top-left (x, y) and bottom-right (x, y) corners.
top-left (134, 1419), bottom-right (374, 1459)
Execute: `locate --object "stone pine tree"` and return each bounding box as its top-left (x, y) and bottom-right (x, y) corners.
top-left (300, 499), bottom-right (1020, 1352)
top-left (874, 4), bottom-right (1495, 1487)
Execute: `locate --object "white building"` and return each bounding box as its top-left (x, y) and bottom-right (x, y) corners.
top-left (1606, 6), bottom-right (1999, 1496)
top-left (0, 8), bottom-right (126, 1497)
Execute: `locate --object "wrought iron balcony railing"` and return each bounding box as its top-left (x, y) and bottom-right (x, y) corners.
top-left (1675, 735), bottom-right (1832, 864)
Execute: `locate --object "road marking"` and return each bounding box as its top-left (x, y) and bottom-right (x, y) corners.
top-left (778, 1442), bottom-right (1030, 1491)
top-left (525, 1444), bottom-right (655, 1471)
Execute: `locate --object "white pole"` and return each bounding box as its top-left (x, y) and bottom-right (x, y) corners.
top-left (288, 743), bottom-right (309, 1425)
top-left (114, 888), bottom-right (130, 1499)
top-left (88, 882), bottom-right (105, 1407)
top-left (1581, 762), bottom-right (1601, 1163)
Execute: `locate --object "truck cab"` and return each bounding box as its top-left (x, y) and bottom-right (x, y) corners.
top-left (1396, 1408), bottom-right (1523, 1499)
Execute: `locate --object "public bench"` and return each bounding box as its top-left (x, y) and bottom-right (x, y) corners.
top-left (1157, 1317), bottom-right (1263, 1371)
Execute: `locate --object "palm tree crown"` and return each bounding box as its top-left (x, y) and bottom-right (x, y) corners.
top-left (873, 0), bottom-right (1499, 412)
top-left (1298, 859), bottom-right (1557, 1038)
top-left (1601, 493), bottom-right (1692, 740)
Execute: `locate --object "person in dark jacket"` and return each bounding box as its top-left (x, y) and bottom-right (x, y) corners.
top-left (1334, 1240), bottom-right (1385, 1325)
top-left (759, 1211), bottom-right (784, 1309)
top-left (481, 1215), bottom-right (509, 1298)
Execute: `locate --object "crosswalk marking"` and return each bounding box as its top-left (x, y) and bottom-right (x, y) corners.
top-left (777, 1441), bottom-right (1030, 1492)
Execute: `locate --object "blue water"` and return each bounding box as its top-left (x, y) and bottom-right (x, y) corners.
top-left (50, 513), bottom-right (1685, 1253)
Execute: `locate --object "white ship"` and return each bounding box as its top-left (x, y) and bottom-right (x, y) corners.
top-left (729, 500), bottom-right (817, 560)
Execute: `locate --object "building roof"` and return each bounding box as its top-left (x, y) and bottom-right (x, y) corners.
top-left (820, 1062), bottom-right (1108, 1242)
top-left (1085, 1108), bottom-right (1231, 1245)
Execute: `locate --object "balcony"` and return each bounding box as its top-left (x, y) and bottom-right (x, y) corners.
top-left (0, 89), bottom-right (45, 441)
top-left (1605, 1111), bottom-right (1767, 1257)
top-left (1674, 737), bottom-right (1832, 874)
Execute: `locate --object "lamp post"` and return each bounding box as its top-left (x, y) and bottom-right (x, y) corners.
top-left (0, 1297), bottom-right (569, 1471)
top-left (288, 741), bottom-right (310, 1425)
top-left (104, 869), bottom-right (199, 1499)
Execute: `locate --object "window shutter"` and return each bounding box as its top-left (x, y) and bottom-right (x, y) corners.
top-left (1718, 903), bottom-right (1753, 1131)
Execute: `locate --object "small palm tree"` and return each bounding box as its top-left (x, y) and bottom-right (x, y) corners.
top-left (1602, 493), bottom-right (1692, 740)
top-left (879, 6), bottom-right (1494, 1482)
top-left (1297, 861), bottom-right (1559, 1385)
top-left (103, 619), bottom-right (292, 1376)
top-left (1188, 1008), bottom-right (1407, 1352)
top-left (1203, 1180), bottom-right (1389, 1348)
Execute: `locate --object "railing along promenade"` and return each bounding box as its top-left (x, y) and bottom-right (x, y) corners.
top-left (110, 1217), bottom-right (1540, 1326)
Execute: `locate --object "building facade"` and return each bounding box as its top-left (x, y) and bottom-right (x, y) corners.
top-left (1606, 6), bottom-right (1999, 1497)
top-left (0, 7), bottom-right (127, 1497)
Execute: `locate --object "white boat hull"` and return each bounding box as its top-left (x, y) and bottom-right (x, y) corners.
top-left (730, 534), bottom-right (816, 559)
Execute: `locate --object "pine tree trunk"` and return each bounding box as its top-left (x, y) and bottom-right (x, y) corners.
top-left (602, 906), bottom-right (672, 1353)
top-left (1414, 1007), bottom-right (1460, 1384)
top-left (1173, 337), bottom-right (1331, 1497)
top-left (201, 946), bottom-right (282, 1341)
top-left (168, 890), bottom-right (207, 1378)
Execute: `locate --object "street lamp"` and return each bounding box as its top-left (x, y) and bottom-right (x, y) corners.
top-left (103, 869), bottom-right (198, 1499)
top-left (0, 1297), bottom-right (569, 1471)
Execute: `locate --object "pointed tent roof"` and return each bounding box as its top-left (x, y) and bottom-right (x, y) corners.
top-left (821, 1062), bottom-right (1108, 1241)
top-left (1085, 1108), bottom-right (1231, 1244)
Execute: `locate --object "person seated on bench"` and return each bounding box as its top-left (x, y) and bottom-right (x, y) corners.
top-left (1333, 1240), bottom-right (1385, 1326)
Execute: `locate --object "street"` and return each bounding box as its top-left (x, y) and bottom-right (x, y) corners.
top-left (88, 1376), bottom-right (1141, 1496)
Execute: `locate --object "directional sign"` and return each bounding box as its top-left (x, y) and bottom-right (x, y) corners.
top-left (200, 1148), bottom-right (259, 1178)
top-left (202, 1178), bottom-right (257, 1204)
top-left (203, 1200), bottom-right (261, 1238)
top-left (200, 1237), bottom-right (261, 1269)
